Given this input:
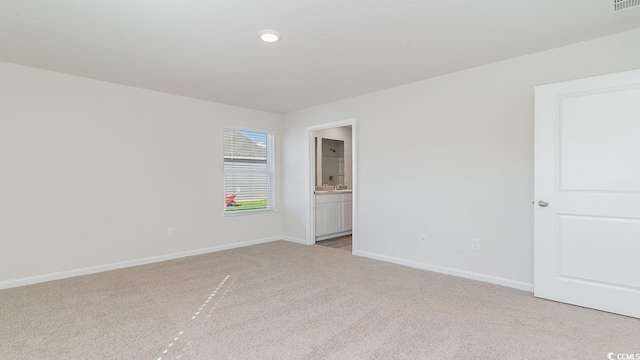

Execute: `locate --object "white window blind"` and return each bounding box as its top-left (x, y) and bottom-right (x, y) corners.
top-left (223, 127), bottom-right (275, 213)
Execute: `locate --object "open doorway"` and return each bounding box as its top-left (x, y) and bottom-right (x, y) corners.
top-left (305, 119), bottom-right (357, 253)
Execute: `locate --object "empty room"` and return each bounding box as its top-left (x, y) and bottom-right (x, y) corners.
top-left (2, 1), bottom-right (640, 359)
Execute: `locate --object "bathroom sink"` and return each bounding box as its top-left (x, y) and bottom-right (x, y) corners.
top-left (314, 186), bottom-right (351, 194)
top-left (315, 186), bottom-right (336, 191)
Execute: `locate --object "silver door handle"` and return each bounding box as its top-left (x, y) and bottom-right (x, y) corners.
top-left (538, 200), bottom-right (549, 207)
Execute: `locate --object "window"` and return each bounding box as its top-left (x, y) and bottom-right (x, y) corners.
top-left (223, 127), bottom-right (275, 214)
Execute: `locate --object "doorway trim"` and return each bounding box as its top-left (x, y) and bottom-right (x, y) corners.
top-left (305, 118), bottom-right (357, 252)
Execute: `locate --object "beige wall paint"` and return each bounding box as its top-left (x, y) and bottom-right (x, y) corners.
top-left (282, 28), bottom-right (640, 285)
top-left (0, 61), bottom-right (282, 283)
top-left (314, 126), bottom-right (352, 188)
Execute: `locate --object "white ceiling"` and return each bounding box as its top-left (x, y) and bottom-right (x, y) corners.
top-left (1, 0), bottom-right (639, 113)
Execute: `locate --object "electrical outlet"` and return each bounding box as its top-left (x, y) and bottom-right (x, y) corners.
top-left (420, 233), bottom-right (428, 243)
top-left (471, 238), bottom-right (480, 251)
top-left (168, 227), bottom-right (175, 237)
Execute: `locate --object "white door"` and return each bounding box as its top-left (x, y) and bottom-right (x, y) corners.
top-left (534, 69), bottom-right (640, 318)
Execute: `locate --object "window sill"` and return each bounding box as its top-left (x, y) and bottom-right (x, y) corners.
top-left (223, 209), bottom-right (278, 218)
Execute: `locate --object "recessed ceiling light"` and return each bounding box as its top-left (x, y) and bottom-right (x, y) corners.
top-left (257, 29), bottom-right (282, 43)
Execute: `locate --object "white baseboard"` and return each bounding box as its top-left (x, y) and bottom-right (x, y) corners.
top-left (353, 250), bottom-right (534, 292)
top-left (0, 236), bottom-right (282, 290)
top-left (282, 236), bottom-right (309, 245)
top-left (1, 237), bottom-right (534, 293)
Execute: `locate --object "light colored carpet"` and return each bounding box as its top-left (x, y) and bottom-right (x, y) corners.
top-left (1, 241), bottom-right (638, 359)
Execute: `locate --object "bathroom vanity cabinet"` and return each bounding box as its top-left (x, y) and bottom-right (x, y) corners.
top-left (315, 192), bottom-right (352, 240)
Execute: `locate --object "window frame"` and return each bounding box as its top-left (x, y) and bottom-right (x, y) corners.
top-left (222, 125), bottom-right (277, 217)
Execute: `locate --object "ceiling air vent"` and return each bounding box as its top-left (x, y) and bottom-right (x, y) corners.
top-left (613, 0), bottom-right (640, 12)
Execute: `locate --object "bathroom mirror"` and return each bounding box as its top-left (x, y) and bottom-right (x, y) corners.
top-left (320, 138), bottom-right (344, 186)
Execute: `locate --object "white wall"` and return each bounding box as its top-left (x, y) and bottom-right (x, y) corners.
top-left (0, 61), bottom-right (282, 284)
top-left (282, 28), bottom-right (640, 286)
top-left (314, 126), bottom-right (352, 188)
top-left (4, 27), bottom-right (640, 290)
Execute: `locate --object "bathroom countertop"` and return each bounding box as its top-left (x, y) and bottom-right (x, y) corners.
top-left (314, 189), bottom-right (353, 195)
